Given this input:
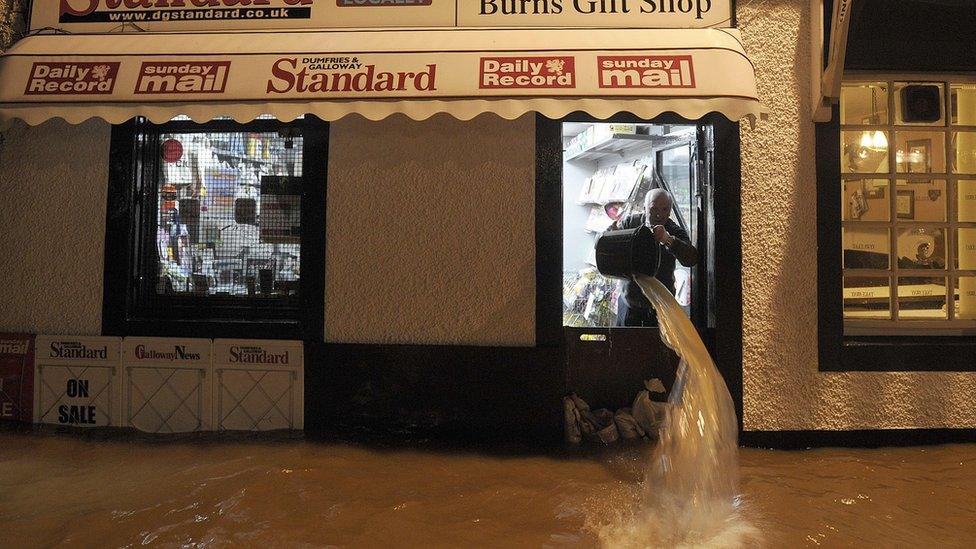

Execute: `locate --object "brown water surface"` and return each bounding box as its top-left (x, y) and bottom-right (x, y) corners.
top-left (0, 431), bottom-right (973, 548)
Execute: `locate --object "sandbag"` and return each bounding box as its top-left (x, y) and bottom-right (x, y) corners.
top-left (562, 393), bottom-right (619, 444)
top-left (614, 407), bottom-right (644, 439)
top-left (631, 379), bottom-right (668, 437)
top-left (563, 395), bottom-right (583, 444)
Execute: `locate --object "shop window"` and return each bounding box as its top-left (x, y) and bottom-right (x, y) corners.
top-left (839, 80), bottom-right (976, 336)
top-left (155, 130), bottom-right (302, 299)
top-left (103, 117), bottom-right (327, 339)
top-left (820, 78), bottom-right (976, 371)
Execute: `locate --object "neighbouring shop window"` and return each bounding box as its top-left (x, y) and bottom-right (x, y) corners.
top-left (561, 122), bottom-right (698, 327)
top-left (104, 116), bottom-right (326, 337)
top-left (840, 80), bottom-right (976, 335)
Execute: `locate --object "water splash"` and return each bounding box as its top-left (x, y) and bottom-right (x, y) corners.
top-left (595, 275), bottom-right (759, 548)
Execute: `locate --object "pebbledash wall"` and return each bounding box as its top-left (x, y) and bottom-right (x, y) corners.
top-left (323, 114), bottom-right (536, 347)
top-left (1, 1), bottom-right (974, 433)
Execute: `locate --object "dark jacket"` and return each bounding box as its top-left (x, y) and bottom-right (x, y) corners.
top-left (617, 214), bottom-right (693, 309)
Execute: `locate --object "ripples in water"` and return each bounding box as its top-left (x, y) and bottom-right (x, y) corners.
top-left (1, 429), bottom-right (974, 547)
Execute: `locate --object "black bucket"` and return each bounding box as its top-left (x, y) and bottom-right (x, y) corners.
top-left (595, 225), bottom-right (660, 279)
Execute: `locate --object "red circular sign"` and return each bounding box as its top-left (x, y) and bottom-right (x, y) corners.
top-left (161, 139), bottom-right (184, 163)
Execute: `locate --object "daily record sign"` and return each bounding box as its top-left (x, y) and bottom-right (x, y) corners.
top-left (35, 1), bottom-right (731, 32)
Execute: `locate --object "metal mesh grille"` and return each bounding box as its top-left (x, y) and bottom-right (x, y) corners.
top-left (155, 130), bottom-right (303, 298)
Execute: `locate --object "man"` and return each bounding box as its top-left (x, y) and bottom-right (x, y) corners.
top-left (611, 189), bottom-right (699, 327)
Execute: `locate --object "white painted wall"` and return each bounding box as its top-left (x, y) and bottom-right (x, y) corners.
top-left (0, 114), bottom-right (537, 346)
top-left (0, 0), bottom-right (24, 52)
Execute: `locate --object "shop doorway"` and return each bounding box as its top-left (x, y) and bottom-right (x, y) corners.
top-left (560, 120), bottom-right (719, 410)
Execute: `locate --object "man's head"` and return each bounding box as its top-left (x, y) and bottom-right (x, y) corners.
top-left (644, 188), bottom-right (673, 225)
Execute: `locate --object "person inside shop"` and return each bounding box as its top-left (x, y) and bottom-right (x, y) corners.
top-left (610, 188), bottom-right (699, 327)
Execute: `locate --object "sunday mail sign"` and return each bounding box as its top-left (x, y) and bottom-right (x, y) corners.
top-left (33, 0), bottom-right (730, 32)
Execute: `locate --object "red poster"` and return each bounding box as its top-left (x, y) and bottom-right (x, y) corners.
top-left (0, 334), bottom-right (35, 423)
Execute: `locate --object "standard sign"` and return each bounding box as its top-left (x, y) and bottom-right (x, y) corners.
top-left (34, 0), bottom-right (730, 32)
top-left (213, 339), bottom-right (304, 431)
top-left (34, 336), bottom-right (121, 427)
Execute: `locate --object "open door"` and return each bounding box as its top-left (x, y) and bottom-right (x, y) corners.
top-left (561, 121), bottom-right (714, 410)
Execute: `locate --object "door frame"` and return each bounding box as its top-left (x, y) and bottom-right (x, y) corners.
top-left (535, 112), bottom-right (744, 430)
top-left (655, 137), bottom-right (700, 328)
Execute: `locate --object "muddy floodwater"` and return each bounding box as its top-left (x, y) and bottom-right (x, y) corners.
top-left (0, 431), bottom-right (973, 548)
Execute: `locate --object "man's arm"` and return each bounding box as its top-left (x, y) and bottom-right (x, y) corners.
top-left (665, 227), bottom-right (699, 267)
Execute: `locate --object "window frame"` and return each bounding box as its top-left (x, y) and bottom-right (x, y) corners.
top-left (102, 116), bottom-right (328, 341)
top-left (839, 76), bottom-right (976, 335)
top-left (819, 79), bottom-right (976, 372)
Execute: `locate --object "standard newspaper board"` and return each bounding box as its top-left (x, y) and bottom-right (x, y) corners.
top-left (0, 334), bottom-right (35, 423)
top-left (33, 1), bottom-right (731, 33)
top-left (213, 339), bottom-right (303, 431)
top-left (34, 336), bottom-right (122, 427)
top-left (121, 337), bottom-right (213, 433)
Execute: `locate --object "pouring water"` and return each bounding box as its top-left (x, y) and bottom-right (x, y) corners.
top-left (592, 270), bottom-right (758, 547)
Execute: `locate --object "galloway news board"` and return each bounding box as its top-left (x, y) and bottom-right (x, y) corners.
top-left (36, 0), bottom-right (731, 33)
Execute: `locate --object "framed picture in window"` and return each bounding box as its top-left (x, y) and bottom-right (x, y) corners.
top-left (897, 189), bottom-right (916, 219)
top-left (906, 139), bottom-right (931, 173)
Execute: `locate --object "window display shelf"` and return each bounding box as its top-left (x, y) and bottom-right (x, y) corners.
top-left (566, 134), bottom-right (662, 162)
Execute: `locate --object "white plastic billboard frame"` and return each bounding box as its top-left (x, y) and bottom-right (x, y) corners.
top-left (34, 335), bottom-right (122, 428)
top-left (121, 337), bottom-right (213, 433)
top-left (213, 339), bottom-right (303, 431)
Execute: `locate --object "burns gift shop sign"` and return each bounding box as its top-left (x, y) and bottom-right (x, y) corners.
top-left (34, 0), bottom-right (731, 32)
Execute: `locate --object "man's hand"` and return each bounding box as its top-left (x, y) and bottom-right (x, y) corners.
top-left (650, 225), bottom-right (673, 246)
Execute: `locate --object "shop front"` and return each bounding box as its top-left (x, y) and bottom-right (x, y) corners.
top-left (0, 2), bottom-right (761, 437)
top-left (0, 0), bottom-right (976, 445)
top-left (11, 1), bottom-right (969, 446)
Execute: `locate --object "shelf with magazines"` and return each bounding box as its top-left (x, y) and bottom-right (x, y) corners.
top-left (575, 162), bottom-right (648, 207)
